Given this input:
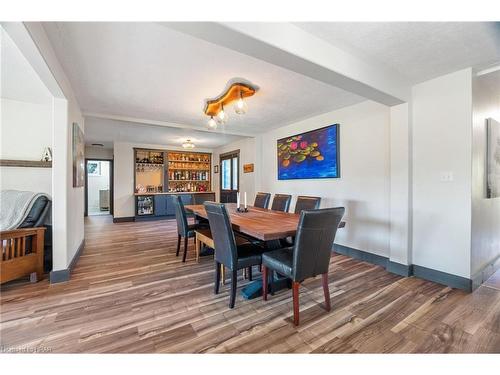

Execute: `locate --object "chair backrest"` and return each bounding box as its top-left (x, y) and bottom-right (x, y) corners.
top-left (172, 195), bottom-right (189, 236)
top-left (294, 196), bottom-right (321, 214)
top-left (254, 192), bottom-right (271, 209)
top-left (204, 202), bottom-right (238, 269)
top-left (292, 207), bottom-right (345, 282)
top-left (271, 194), bottom-right (292, 212)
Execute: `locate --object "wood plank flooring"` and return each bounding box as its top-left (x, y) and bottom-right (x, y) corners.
top-left (1, 215), bottom-right (499, 353)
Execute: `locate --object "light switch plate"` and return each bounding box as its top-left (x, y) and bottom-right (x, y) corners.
top-left (440, 171), bottom-right (454, 182)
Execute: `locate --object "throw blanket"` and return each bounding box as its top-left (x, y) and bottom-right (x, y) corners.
top-left (0, 190), bottom-right (51, 231)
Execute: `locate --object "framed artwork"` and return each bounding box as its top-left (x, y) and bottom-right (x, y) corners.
top-left (277, 124), bottom-right (340, 180)
top-left (72, 122), bottom-right (85, 187)
top-left (243, 163), bottom-right (254, 173)
top-left (87, 161), bottom-right (101, 176)
top-left (487, 118), bottom-right (500, 198)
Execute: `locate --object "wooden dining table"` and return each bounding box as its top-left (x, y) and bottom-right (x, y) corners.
top-left (185, 202), bottom-right (345, 242)
top-left (185, 202), bottom-right (346, 300)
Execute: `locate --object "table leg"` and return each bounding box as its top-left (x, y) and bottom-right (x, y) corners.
top-left (195, 235), bottom-right (200, 263)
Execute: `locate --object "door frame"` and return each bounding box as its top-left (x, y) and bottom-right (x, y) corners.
top-left (84, 158), bottom-right (114, 217)
top-left (219, 150), bottom-right (240, 202)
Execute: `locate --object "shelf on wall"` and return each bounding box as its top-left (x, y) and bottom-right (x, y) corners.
top-left (0, 159), bottom-right (52, 168)
top-left (169, 180), bottom-right (209, 182)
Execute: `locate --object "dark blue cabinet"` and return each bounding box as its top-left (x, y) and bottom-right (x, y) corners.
top-left (137, 193), bottom-right (215, 220)
top-left (154, 195), bottom-right (168, 216)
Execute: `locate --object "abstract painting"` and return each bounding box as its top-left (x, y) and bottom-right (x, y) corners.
top-left (277, 124), bottom-right (340, 180)
top-left (487, 118), bottom-right (500, 198)
top-left (72, 122), bottom-right (85, 187)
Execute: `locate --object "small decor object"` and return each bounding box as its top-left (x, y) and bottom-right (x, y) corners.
top-left (243, 163), bottom-right (254, 173)
top-left (87, 161), bottom-right (101, 176)
top-left (72, 122), bottom-right (85, 187)
top-left (41, 147), bottom-right (52, 162)
top-left (236, 192), bottom-right (249, 212)
top-left (277, 124), bottom-right (340, 180)
top-left (487, 118), bottom-right (500, 198)
top-left (204, 79), bottom-right (259, 130)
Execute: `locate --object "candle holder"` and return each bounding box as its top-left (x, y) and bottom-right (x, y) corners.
top-left (236, 206), bottom-right (249, 213)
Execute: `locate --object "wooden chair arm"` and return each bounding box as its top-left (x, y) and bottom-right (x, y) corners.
top-left (0, 227), bottom-right (46, 239)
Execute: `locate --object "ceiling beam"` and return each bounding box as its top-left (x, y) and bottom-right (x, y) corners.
top-left (83, 112), bottom-right (256, 138)
top-left (163, 22), bottom-right (410, 106)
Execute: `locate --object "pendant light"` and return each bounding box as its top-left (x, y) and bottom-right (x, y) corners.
top-left (217, 104), bottom-right (228, 124)
top-left (234, 91), bottom-right (248, 115)
top-left (207, 116), bottom-right (217, 130)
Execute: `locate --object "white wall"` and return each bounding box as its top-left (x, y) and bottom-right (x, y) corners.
top-left (257, 101), bottom-right (391, 257)
top-left (389, 103), bottom-right (412, 266)
top-left (20, 22), bottom-right (86, 272)
top-left (87, 161), bottom-right (110, 212)
top-left (114, 141), bottom-right (213, 218)
top-left (0, 98), bottom-right (53, 195)
top-left (212, 137), bottom-right (257, 203)
top-left (471, 74), bottom-right (500, 280)
top-left (85, 145), bottom-right (113, 160)
top-left (412, 68), bottom-right (473, 278)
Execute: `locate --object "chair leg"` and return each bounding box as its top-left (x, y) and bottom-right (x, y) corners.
top-left (248, 266), bottom-right (253, 281)
top-left (221, 264), bottom-right (225, 285)
top-left (292, 281), bottom-right (300, 326)
top-left (229, 269), bottom-right (238, 309)
top-left (176, 234), bottom-right (181, 256)
top-left (322, 273), bottom-right (331, 311)
top-left (262, 265), bottom-right (268, 301)
top-left (182, 237), bottom-right (188, 262)
top-left (214, 261), bottom-right (221, 294)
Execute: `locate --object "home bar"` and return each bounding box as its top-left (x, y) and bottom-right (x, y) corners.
top-left (134, 147), bottom-right (215, 219)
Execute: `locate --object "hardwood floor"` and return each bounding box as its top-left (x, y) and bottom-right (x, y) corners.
top-left (1, 216), bottom-right (499, 353)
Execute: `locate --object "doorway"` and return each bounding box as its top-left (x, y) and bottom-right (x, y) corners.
top-left (219, 150), bottom-right (239, 203)
top-left (85, 159), bottom-right (113, 216)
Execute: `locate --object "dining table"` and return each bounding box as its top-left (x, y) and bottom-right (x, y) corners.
top-left (184, 202), bottom-right (346, 299)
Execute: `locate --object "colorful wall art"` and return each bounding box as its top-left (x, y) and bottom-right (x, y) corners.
top-left (277, 124), bottom-right (340, 180)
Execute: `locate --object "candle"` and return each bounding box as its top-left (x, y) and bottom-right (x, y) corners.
top-left (244, 192), bottom-right (247, 209)
top-left (237, 192), bottom-right (240, 208)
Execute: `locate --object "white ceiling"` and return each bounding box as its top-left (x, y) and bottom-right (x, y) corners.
top-left (295, 22), bottom-right (500, 85)
top-left (1, 26), bottom-right (52, 104)
top-left (42, 22), bottom-right (365, 138)
top-left (84, 116), bottom-right (245, 149)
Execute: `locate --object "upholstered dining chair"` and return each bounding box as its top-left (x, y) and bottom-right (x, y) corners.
top-left (172, 195), bottom-right (205, 262)
top-left (262, 207), bottom-right (345, 326)
top-left (204, 202), bottom-right (267, 308)
top-left (294, 195), bottom-right (321, 214)
top-left (253, 192), bottom-right (271, 209)
top-left (271, 194), bottom-right (292, 212)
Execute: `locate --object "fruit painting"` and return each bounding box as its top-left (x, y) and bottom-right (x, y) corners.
top-left (277, 124), bottom-right (339, 180)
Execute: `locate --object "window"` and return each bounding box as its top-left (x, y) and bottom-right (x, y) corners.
top-left (220, 151), bottom-right (239, 192)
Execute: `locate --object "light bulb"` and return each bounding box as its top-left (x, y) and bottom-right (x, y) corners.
top-left (207, 116), bottom-right (217, 129)
top-left (234, 97), bottom-right (248, 115)
top-left (217, 106), bottom-right (228, 124)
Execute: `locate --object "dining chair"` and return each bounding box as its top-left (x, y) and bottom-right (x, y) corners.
top-left (261, 207), bottom-right (345, 326)
top-left (204, 202), bottom-right (267, 308)
top-left (172, 195), bottom-right (205, 262)
top-left (253, 192), bottom-right (271, 209)
top-left (271, 194), bottom-right (292, 212)
top-left (294, 195), bottom-right (321, 214)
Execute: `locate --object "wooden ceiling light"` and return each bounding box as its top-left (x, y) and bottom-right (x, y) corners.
top-left (204, 80), bottom-right (258, 129)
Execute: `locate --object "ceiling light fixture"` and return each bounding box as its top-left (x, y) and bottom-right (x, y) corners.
top-left (207, 116), bottom-right (217, 130)
top-left (203, 79), bottom-right (258, 129)
top-left (234, 91), bottom-right (248, 115)
top-left (182, 139), bottom-right (195, 149)
top-left (217, 104), bottom-right (228, 124)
